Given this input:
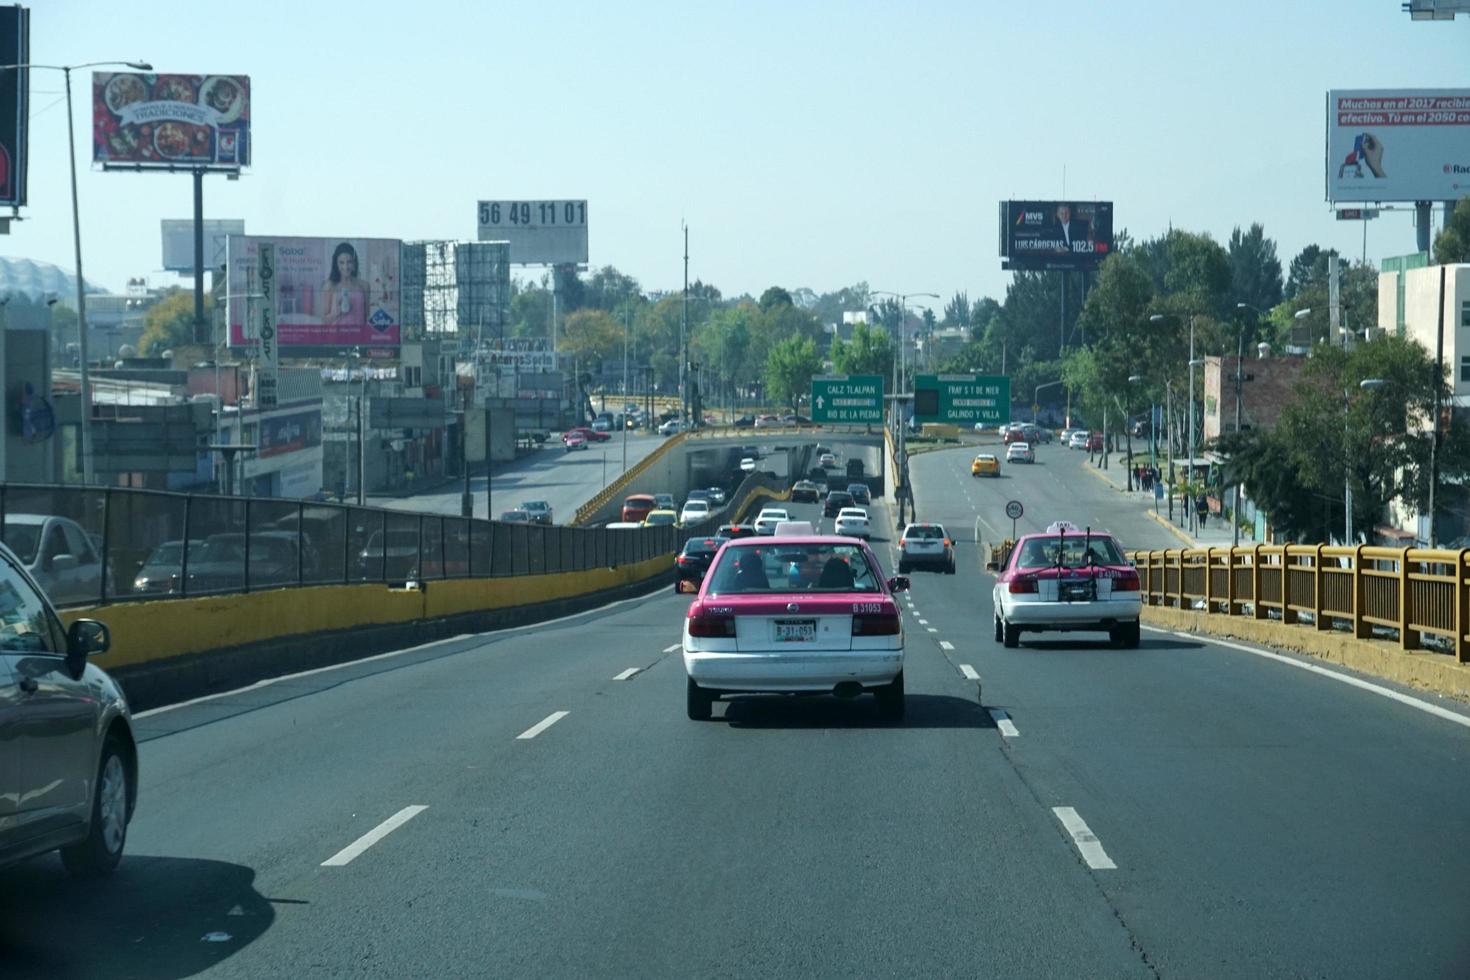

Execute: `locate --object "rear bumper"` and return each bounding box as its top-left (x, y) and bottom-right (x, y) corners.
top-left (901, 549), bottom-right (950, 567)
top-left (684, 649), bottom-right (903, 692)
top-left (1002, 596), bottom-right (1141, 629)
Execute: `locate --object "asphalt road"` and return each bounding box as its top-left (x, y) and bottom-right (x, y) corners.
top-left (4, 439), bottom-right (1468, 978)
top-left (368, 431), bottom-right (668, 522)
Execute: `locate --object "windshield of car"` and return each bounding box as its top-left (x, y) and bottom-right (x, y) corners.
top-left (905, 525), bottom-right (945, 540)
top-left (838, 509), bottom-right (867, 519)
top-left (2, 522), bottom-right (41, 563)
top-left (645, 512), bottom-right (676, 525)
top-left (828, 493), bottom-right (852, 505)
top-left (757, 510), bottom-right (788, 522)
top-left (1014, 534), bottom-right (1126, 569)
top-left (681, 537), bottom-right (727, 558)
top-left (705, 542), bottom-right (880, 595)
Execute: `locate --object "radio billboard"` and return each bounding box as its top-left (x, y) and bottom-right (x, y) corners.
top-left (476, 200), bottom-right (587, 265)
top-left (227, 236), bottom-right (401, 357)
top-left (0, 6), bottom-right (28, 207)
top-left (93, 72), bottom-right (250, 170)
top-left (1326, 89), bottom-right (1470, 203)
top-left (161, 218), bottom-right (243, 274)
top-left (999, 200), bottom-right (1113, 271)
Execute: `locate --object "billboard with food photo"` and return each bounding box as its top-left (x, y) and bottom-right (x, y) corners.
top-left (93, 72), bottom-right (250, 170)
top-left (227, 236), bottom-right (401, 354)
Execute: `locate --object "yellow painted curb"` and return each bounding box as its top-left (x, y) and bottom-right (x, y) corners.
top-left (1147, 509), bottom-right (1197, 547)
top-left (1143, 605), bottom-right (1470, 703)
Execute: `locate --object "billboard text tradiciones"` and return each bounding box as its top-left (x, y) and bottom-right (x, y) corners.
top-left (228, 236), bottom-right (401, 354)
top-left (0, 6), bottom-right (28, 207)
top-left (1326, 89), bottom-right (1470, 203)
top-left (999, 200), bottom-right (1113, 271)
top-left (93, 72), bottom-right (250, 170)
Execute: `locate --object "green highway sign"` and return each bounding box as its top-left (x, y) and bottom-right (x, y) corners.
top-left (811, 374), bottom-right (884, 424)
top-left (912, 374), bottom-right (1010, 425)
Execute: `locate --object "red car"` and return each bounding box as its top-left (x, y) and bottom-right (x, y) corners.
top-left (564, 426), bottom-right (612, 444)
top-left (1086, 432), bottom-right (1104, 452)
top-left (564, 431), bottom-right (588, 451)
top-left (622, 494), bottom-right (657, 523)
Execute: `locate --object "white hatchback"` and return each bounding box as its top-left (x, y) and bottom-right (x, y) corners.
top-left (680, 499), bottom-right (712, 524)
top-left (752, 508), bottom-right (790, 535)
top-left (833, 507), bottom-right (871, 540)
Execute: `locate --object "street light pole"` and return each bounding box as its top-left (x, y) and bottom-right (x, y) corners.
top-left (1345, 378), bottom-right (1388, 544)
top-left (2, 59), bottom-right (152, 482)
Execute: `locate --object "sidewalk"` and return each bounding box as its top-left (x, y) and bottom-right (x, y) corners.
top-left (1083, 455), bottom-right (1238, 548)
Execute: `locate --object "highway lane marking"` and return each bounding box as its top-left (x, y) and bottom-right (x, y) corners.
top-left (663, 643), bottom-right (681, 653)
top-left (917, 618), bottom-right (929, 625)
top-left (517, 710), bottom-right (570, 740)
top-left (926, 627), bottom-right (938, 633)
top-left (136, 581), bottom-right (684, 720)
top-left (958, 663), bottom-right (980, 680)
top-left (1052, 807), bottom-right (1116, 870)
top-left (987, 707), bottom-right (1020, 737)
top-left (939, 640), bottom-right (955, 651)
top-left (613, 668), bottom-right (641, 681)
top-left (1166, 629), bottom-right (1470, 731)
top-left (321, 805), bottom-right (428, 867)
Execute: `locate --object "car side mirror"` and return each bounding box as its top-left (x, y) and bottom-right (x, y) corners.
top-left (50, 553), bottom-right (79, 572)
top-left (887, 575), bottom-right (910, 593)
top-left (677, 578), bottom-right (699, 594)
top-left (67, 619), bottom-right (110, 657)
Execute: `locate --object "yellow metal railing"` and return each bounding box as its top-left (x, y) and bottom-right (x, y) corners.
top-left (1130, 545), bottom-right (1470, 663)
top-left (573, 431), bottom-right (689, 526)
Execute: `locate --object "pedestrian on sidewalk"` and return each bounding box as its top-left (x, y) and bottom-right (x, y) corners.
top-left (1196, 493), bottom-right (1209, 529)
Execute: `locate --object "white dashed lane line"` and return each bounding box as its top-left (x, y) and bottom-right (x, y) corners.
top-left (987, 708), bottom-right (1019, 737)
top-left (612, 668), bottom-right (640, 681)
top-left (516, 711), bottom-right (570, 740)
top-left (1052, 806), bottom-right (1116, 870)
top-left (663, 643), bottom-right (680, 653)
top-left (926, 627), bottom-right (938, 633)
top-left (958, 663), bottom-right (980, 680)
top-left (321, 805), bottom-right (429, 867)
top-left (939, 640), bottom-right (955, 651)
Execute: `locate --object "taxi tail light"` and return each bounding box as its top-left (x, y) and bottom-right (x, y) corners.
top-left (1114, 570), bottom-right (1141, 592)
top-left (1008, 575), bottom-right (1038, 594)
top-left (852, 611), bottom-right (901, 636)
top-left (943, 538), bottom-right (952, 547)
top-left (675, 555), bottom-right (690, 566)
top-left (688, 610), bottom-right (736, 637)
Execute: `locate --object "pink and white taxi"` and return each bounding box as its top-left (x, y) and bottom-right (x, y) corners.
top-left (990, 521), bottom-right (1141, 649)
top-left (680, 526), bottom-right (909, 720)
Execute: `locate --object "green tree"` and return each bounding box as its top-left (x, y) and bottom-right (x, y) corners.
top-left (810, 282), bottom-right (871, 327)
top-left (509, 278), bottom-right (551, 340)
top-left (1285, 244), bottom-right (1325, 300)
top-left (580, 266), bottom-right (643, 312)
top-left (830, 322), bottom-right (893, 379)
top-left (138, 289), bottom-right (200, 356)
top-left (558, 309), bottom-right (623, 371)
top-left (1227, 223), bottom-right (1283, 313)
top-left (943, 291), bottom-right (971, 329)
top-left (758, 286), bottom-right (794, 311)
top-left (1162, 230), bottom-right (1232, 313)
top-left (1433, 197), bottom-right (1470, 265)
top-left (764, 335), bottom-right (821, 410)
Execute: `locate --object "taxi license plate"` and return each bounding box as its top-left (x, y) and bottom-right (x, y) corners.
top-left (775, 619), bottom-right (817, 642)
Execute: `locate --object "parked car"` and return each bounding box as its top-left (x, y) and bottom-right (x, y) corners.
top-left (897, 522), bottom-right (956, 575)
top-left (972, 453), bottom-right (1001, 477)
top-left (622, 494), bottom-right (657, 523)
top-left (3, 513), bottom-right (111, 607)
top-left (520, 501), bottom-right (554, 525)
top-left (791, 480), bottom-right (822, 503)
top-left (681, 533), bottom-right (909, 720)
top-left (833, 507), bottom-right (871, 540)
top-left (823, 490), bottom-right (854, 518)
top-left (0, 541), bottom-right (136, 876)
top-left (990, 520), bottom-right (1141, 648)
top-left (846, 483), bottom-right (872, 505)
top-left (674, 535), bottom-right (728, 592)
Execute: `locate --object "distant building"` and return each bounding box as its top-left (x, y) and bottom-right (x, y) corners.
top-left (1201, 354), bottom-right (1307, 441)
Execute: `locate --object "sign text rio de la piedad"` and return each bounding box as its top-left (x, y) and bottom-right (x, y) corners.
top-left (811, 375), bottom-right (884, 424)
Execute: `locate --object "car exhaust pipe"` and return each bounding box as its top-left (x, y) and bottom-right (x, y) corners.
top-left (833, 681), bottom-right (864, 699)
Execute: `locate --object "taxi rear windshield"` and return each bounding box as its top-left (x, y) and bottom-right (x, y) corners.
top-left (706, 543), bottom-right (880, 594)
top-left (1013, 535), bottom-right (1125, 569)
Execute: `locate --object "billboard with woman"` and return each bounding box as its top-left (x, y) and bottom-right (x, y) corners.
top-left (227, 236), bottom-right (401, 355)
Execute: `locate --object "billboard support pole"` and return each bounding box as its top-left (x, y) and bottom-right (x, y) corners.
top-left (193, 168), bottom-right (206, 343)
top-left (1416, 201), bottom-right (1432, 253)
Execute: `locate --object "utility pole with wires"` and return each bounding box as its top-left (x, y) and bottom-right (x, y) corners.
top-left (681, 223), bottom-right (689, 424)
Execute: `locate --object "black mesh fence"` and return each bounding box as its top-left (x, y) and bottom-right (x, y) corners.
top-left (0, 484), bottom-right (683, 610)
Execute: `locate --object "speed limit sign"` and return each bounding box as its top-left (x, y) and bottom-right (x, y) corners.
top-left (1005, 499), bottom-right (1023, 540)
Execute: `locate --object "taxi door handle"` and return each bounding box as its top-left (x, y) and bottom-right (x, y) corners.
top-left (18, 677), bottom-right (38, 694)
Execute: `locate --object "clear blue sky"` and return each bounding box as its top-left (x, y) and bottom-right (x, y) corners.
top-left (10, 1), bottom-right (1468, 310)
